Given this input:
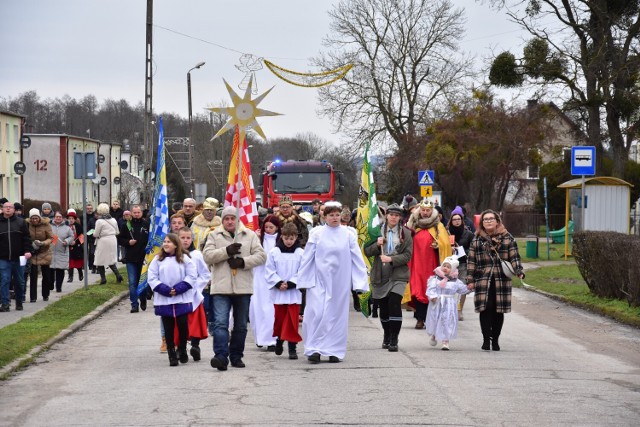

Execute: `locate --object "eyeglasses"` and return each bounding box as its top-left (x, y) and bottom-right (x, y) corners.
top-left (483, 218), bottom-right (496, 223)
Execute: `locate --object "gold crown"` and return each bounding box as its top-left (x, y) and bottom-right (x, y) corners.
top-left (419, 198), bottom-right (434, 208)
top-left (279, 195), bottom-right (293, 206)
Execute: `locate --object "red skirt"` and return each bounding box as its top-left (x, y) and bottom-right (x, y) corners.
top-left (173, 304), bottom-right (208, 345)
top-left (273, 304), bottom-right (302, 343)
top-left (69, 259), bottom-right (84, 269)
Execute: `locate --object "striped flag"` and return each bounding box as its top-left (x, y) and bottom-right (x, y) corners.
top-left (137, 117), bottom-right (169, 296)
top-left (355, 142), bottom-right (381, 316)
top-left (223, 125), bottom-right (259, 231)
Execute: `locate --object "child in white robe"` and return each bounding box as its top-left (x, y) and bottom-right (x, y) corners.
top-left (297, 202), bottom-right (369, 363)
top-left (426, 256), bottom-right (469, 350)
top-left (265, 223), bottom-right (304, 359)
top-left (178, 227), bottom-right (211, 362)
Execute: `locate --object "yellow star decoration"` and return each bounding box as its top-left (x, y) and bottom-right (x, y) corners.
top-left (207, 76), bottom-right (281, 142)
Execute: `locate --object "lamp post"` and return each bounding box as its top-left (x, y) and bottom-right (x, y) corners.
top-left (187, 61), bottom-right (205, 197)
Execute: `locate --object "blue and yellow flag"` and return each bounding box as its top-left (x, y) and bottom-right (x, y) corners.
top-left (355, 142), bottom-right (381, 316)
top-left (137, 117), bottom-right (169, 296)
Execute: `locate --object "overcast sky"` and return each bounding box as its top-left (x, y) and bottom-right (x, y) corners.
top-left (1, 0), bottom-right (531, 145)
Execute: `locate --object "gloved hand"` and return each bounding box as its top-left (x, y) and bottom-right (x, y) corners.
top-left (227, 257), bottom-right (245, 269)
top-left (34, 240), bottom-right (42, 247)
top-left (226, 243), bottom-right (242, 256)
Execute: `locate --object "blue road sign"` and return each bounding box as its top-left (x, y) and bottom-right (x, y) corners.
top-left (571, 146), bottom-right (596, 176)
top-left (418, 170), bottom-right (435, 185)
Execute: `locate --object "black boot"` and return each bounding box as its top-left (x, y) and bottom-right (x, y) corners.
top-left (97, 267), bottom-right (107, 284)
top-left (109, 265), bottom-right (123, 283)
top-left (381, 321), bottom-right (391, 349)
top-left (352, 291), bottom-right (361, 312)
top-left (288, 342), bottom-right (298, 360)
top-left (78, 268), bottom-right (83, 281)
top-left (67, 269), bottom-right (73, 282)
top-left (372, 299), bottom-right (379, 318)
top-left (168, 347), bottom-right (179, 367)
top-left (275, 338), bottom-right (284, 356)
top-left (480, 311), bottom-right (492, 351)
top-left (388, 333), bottom-right (399, 352)
top-left (190, 339), bottom-right (201, 361)
top-left (178, 346), bottom-right (189, 364)
top-left (491, 336), bottom-right (500, 351)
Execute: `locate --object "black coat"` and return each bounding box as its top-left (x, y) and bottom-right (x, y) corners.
top-left (117, 218), bottom-right (150, 263)
top-left (0, 214), bottom-right (32, 260)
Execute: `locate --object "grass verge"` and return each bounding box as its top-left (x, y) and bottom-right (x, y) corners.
top-left (516, 264), bottom-right (640, 328)
top-left (516, 238), bottom-right (573, 262)
top-left (0, 272), bottom-right (127, 374)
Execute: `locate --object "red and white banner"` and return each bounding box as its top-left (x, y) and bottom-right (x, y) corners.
top-left (224, 126), bottom-right (259, 231)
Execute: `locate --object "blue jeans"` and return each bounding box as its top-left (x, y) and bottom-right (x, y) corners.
top-left (126, 262), bottom-right (143, 308)
top-left (0, 259), bottom-right (24, 306)
top-left (210, 294), bottom-right (251, 362)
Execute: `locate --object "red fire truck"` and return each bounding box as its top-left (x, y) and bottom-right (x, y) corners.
top-left (258, 159), bottom-right (344, 209)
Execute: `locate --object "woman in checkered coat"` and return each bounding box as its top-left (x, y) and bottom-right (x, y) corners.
top-left (465, 209), bottom-right (524, 352)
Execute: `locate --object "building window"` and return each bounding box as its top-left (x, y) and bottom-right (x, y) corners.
top-left (528, 165), bottom-right (540, 180)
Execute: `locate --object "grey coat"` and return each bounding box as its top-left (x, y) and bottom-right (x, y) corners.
top-left (364, 225), bottom-right (413, 299)
top-left (50, 222), bottom-right (74, 269)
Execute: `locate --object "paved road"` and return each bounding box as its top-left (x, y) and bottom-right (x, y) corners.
top-left (1, 285), bottom-right (639, 426)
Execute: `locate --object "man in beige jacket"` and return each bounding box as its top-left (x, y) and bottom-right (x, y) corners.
top-left (203, 206), bottom-right (266, 371)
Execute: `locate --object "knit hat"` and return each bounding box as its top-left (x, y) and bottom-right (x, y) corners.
top-left (442, 256), bottom-right (459, 271)
top-left (67, 208), bottom-right (77, 215)
top-left (203, 197), bottom-right (220, 211)
top-left (402, 194), bottom-right (417, 209)
top-left (122, 210), bottom-right (131, 216)
top-left (221, 206), bottom-right (238, 219)
top-left (42, 202), bottom-right (52, 211)
top-left (14, 202), bottom-right (23, 210)
top-left (451, 205), bottom-right (464, 217)
top-left (386, 203), bottom-right (403, 215)
top-left (67, 211), bottom-right (78, 218)
top-left (29, 208), bottom-right (41, 218)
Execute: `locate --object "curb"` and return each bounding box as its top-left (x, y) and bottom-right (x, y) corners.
top-left (0, 290), bottom-right (129, 379)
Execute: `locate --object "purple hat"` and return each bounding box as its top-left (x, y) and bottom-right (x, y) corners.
top-left (451, 205), bottom-right (464, 217)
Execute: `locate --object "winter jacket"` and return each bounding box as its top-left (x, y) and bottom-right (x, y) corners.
top-left (202, 222), bottom-right (267, 295)
top-left (117, 217), bottom-right (149, 263)
top-left (94, 217), bottom-right (119, 266)
top-left (148, 254), bottom-right (197, 317)
top-left (28, 218), bottom-right (53, 266)
top-left (50, 222), bottom-right (74, 269)
top-left (0, 214), bottom-right (32, 261)
top-left (364, 224), bottom-right (413, 287)
top-left (68, 222), bottom-right (84, 260)
top-left (466, 225), bottom-right (524, 314)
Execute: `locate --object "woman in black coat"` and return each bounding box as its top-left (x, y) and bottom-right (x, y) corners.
top-left (447, 207), bottom-right (474, 320)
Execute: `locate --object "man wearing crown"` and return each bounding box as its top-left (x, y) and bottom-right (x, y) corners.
top-left (274, 195), bottom-right (309, 248)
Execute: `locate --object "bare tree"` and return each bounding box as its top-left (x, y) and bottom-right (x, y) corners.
top-left (488, 0), bottom-right (640, 177)
top-left (314, 0), bottom-right (474, 151)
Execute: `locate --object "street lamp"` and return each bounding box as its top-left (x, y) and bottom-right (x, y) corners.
top-left (187, 61), bottom-right (206, 197)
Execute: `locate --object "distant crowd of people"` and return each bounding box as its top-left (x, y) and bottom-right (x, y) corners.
top-left (1, 193), bottom-right (525, 369)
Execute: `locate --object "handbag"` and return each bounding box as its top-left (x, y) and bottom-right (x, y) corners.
top-left (493, 248), bottom-right (516, 279)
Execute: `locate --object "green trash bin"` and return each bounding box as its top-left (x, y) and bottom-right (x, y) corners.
top-left (526, 239), bottom-right (538, 259)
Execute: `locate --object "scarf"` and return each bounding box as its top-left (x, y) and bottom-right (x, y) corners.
top-left (276, 238), bottom-right (300, 253)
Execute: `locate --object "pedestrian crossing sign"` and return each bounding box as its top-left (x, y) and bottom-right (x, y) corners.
top-left (418, 170), bottom-right (434, 185)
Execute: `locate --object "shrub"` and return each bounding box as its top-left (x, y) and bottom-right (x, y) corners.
top-left (572, 231), bottom-right (640, 307)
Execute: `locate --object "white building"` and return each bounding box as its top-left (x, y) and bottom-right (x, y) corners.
top-left (0, 110), bottom-right (25, 202)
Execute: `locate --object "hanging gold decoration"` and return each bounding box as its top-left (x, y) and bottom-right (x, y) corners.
top-left (263, 60), bottom-right (353, 88)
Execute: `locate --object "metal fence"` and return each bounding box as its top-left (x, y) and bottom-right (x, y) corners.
top-left (503, 212), bottom-right (640, 237)
top-left (501, 213), bottom-right (570, 237)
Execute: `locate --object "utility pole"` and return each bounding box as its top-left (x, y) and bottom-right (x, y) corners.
top-left (142, 0), bottom-right (154, 206)
top-left (187, 61), bottom-right (205, 197)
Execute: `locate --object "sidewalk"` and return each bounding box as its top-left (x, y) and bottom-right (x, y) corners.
top-left (0, 268), bottom-right (117, 330)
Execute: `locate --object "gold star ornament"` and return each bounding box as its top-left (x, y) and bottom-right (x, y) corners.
top-left (208, 76), bottom-right (281, 142)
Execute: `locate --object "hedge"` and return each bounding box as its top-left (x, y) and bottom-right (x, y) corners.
top-left (573, 231), bottom-right (640, 307)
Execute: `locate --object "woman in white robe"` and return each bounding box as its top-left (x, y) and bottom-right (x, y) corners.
top-left (249, 215), bottom-right (281, 349)
top-left (297, 202), bottom-right (368, 363)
